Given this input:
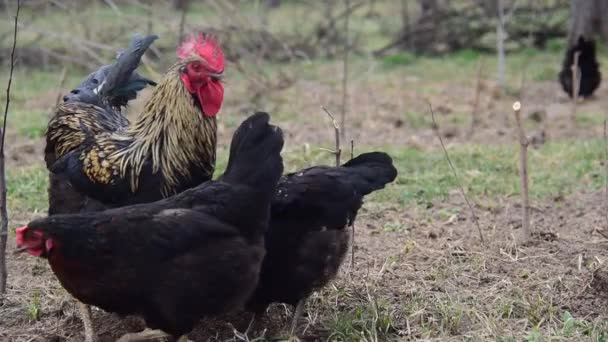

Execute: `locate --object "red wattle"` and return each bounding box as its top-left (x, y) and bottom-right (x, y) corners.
top-left (198, 81), bottom-right (224, 117)
top-left (15, 225), bottom-right (28, 246)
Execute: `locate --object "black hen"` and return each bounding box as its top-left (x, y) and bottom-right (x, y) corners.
top-left (558, 36), bottom-right (601, 98)
top-left (17, 112), bottom-right (284, 341)
top-left (245, 152), bottom-right (398, 331)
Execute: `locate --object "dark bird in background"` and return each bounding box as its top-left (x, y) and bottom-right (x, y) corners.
top-left (245, 151), bottom-right (398, 334)
top-left (45, 33), bottom-right (225, 342)
top-left (17, 112), bottom-right (284, 342)
top-left (558, 35), bottom-right (601, 98)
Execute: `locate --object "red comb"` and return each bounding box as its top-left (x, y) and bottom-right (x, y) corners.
top-left (177, 33), bottom-right (225, 74)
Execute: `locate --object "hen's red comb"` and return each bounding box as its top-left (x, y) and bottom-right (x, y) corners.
top-left (177, 33), bottom-right (225, 74)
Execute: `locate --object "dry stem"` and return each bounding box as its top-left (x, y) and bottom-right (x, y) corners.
top-left (512, 101), bottom-right (531, 241)
top-left (178, 0), bottom-right (188, 44)
top-left (350, 139), bottom-right (355, 269)
top-left (321, 106), bottom-right (342, 167)
top-left (571, 51), bottom-right (581, 123)
top-left (321, 107), bottom-right (358, 269)
top-left (428, 102), bottom-right (485, 244)
top-left (340, 0), bottom-right (351, 139)
top-left (468, 57), bottom-right (484, 137)
top-left (54, 66), bottom-right (68, 108)
top-left (604, 119), bottom-right (608, 233)
top-left (0, 0), bottom-right (20, 295)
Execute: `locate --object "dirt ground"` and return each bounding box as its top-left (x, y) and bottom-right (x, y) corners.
top-left (3, 188), bottom-right (608, 341)
top-left (3, 52), bottom-right (608, 341)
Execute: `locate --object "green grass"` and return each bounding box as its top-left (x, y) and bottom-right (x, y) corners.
top-left (7, 164), bottom-right (48, 215)
top-left (214, 137), bottom-right (606, 209)
top-left (369, 139), bottom-right (604, 207)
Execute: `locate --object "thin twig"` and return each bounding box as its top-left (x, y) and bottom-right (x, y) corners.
top-left (350, 139), bottom-right (355, 269)
top-left (0, 0), bottom-right (20, 296)
top-left (604, 119), bottom-right (608, 233)
top-left (512, 101), bottom-right (531, 241)
top-left (321, 106), bottom-right (341, 167)
top-left (340, 0), bottom-right (351, 139)
top-left (571, 51), bottom-right (581, 123)
top-left (428, 101), bottom-right (485, 244)
top-left (54, 66), bottom-right (68, 109)
top-left (469, 57), bottom-right (485, 137)
top-left (178, 0), bottom-right (188, 45)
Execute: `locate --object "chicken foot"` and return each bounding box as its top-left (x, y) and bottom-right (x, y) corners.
top-left (115, 329), bottom-right (192, 342)
top-left (77, 301), bottom-right (96, 342)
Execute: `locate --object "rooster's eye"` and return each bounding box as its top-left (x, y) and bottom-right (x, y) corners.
top-left (190, 63), bottom-right (202, 72)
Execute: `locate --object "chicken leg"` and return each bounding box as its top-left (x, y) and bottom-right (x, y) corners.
top-left (289, 299), bottom-right (306, 337)
top-left (77, 301), bottom-right (96, 342)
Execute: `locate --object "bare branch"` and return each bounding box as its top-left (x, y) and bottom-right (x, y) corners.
top-left (178, 0), bottom-right (188, 45)
top-left (340, 0), bottom-right (351, 139)
top-left (54, 66), bottom-right (68, 109)
top-left (512, 101), bottom-right (531, 241)
top-left (604, 119), bottom-right (608, 233)
top-left (571, 51), bottom-right (581, 123)
top-left (468, 57), bottom-right (485, 137)
top-left (321, 106), bottom-right (341, 167)
top-left (0, 0), bottom-right (20, 296)
top-left (349, 139), bottom-right (355, 269)
top-left (428, 101), bottom-right (485, 244)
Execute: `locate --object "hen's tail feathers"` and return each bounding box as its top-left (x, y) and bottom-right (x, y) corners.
top-left (341, 152), bottom-right (398, 195)
top-left (64, 34), bottom-right (157, 108)
top-left (221, 112), bottom-right (284, 194)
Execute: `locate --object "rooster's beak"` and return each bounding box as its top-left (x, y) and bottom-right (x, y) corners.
top-left (208, 72), bottom-right (223, 80)
top-left (14, 246), bottom-right (28, 255)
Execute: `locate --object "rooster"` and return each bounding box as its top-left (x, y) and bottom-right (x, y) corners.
top-left (45, 33), bottom-right (225, 342)
top-left (17, 112), bottom-right (284, 342)
top-left (49, 34), bottom-right (158, 216)
top-left (558, 35), bottom-right (601, 98)
top-left (244, 152), bottom-right (398, 334)
top-left (46, 33), bottom-right (225, 210)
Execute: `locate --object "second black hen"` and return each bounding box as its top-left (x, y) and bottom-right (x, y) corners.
top-left (245, 151), bottom-right (398, 333)
top-left (17, 112), bottom-right (284, 341)
top-left (558, 35), bottom-right (601, 98)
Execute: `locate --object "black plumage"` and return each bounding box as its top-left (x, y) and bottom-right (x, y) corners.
top-left (558, 36), bottom-right (601, 98)
top-left (246, 152), bottom-right (398, 322)
top-left (17, 112), bottom-right (284, 340)
top-left (63, 34), bottom-right (158, 111)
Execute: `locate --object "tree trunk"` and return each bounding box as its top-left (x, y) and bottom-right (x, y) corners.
top-left (568, 0), bottom-right (608, 45)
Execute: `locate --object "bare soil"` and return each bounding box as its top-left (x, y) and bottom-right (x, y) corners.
top-left (3, 187), bottom-right (608, 341)
top-left (3, 58), bottom-right (608, 341)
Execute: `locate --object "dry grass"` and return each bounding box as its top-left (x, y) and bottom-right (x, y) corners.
top-left (2, 1), bottom-right (608, 341)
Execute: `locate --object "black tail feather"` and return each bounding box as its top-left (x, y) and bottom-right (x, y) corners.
top-left (340, 152), bottom-right (398, 195)
top-left (63, 34), bottom-right (158, 108)
top-left (221, 112), bottom-right (284, 194)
